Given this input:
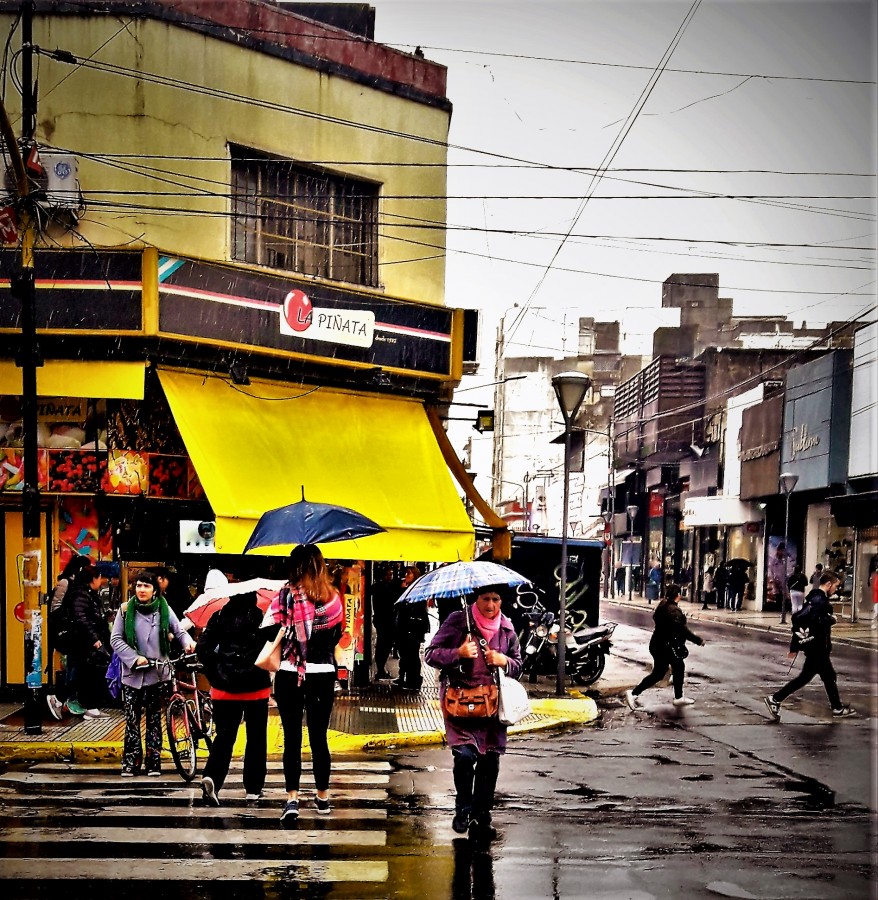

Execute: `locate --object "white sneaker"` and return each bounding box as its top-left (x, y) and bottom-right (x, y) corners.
top-left (46, 695), bottom-right (64, 720)
top-left (673, 696), bottom-right (695, 706)
top-left (83, 708), bottom-right (104, 718)
top-left (624, 690), bottom-right (639, 710)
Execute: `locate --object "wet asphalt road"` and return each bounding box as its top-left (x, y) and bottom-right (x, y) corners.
top-left (0, 613), bottom-right (875, 899)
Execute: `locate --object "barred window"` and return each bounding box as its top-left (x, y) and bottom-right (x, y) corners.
top-left (231, 147), bottom-right (379, 287)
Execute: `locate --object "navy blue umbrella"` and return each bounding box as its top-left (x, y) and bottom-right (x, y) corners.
top-left (243, 488), bottom-right (385, 553)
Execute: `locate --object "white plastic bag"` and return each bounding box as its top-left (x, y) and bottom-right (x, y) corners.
top-left (497, 672), bottom-right (531, 725)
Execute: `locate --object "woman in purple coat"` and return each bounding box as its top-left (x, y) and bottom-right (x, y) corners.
top-left (425, 584), bottom-right (522, 841)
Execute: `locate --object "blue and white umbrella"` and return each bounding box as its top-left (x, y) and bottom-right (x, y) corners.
top-left (395, 560), bottom-right (532, 604)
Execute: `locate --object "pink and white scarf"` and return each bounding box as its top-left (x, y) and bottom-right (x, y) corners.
top-left (266, 584), bottom-right (343, 684)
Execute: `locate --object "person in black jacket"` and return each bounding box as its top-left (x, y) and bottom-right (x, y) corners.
top-left (370, 565), bottom-right (400, 680)
top-left (196, 591), bottom-right (272, 807)
top-left (394, 566), bottom-right (429, 691)
top-left (764, 572), bottom-right (856, 721)
top-left (66, 564), bottom-right (111, 718)
top-left (46, 555), bottom-right (92, 719)
top-left (625, 583), bottom-right (705, 709)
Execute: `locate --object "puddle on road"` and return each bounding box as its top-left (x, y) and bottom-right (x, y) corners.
top-left (781, 775), bottom-right (836, 810)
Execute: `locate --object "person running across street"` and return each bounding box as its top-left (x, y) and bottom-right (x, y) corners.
top-left (764, 572), bottom-right (856, 721)
top-left (625, 584), bottom-right (705, 709)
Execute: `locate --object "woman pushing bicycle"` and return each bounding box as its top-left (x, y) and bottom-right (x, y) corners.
top-left (110, 571), bottom-right (195, 777)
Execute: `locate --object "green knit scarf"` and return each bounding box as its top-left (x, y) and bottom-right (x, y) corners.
top-left (124, 595), bottom-right (170, 657)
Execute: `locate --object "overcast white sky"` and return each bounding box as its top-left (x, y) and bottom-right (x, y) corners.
top-left (366, 0), bottom-right (876, 389)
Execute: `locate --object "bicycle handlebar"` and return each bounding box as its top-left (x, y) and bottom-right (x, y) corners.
top-left (132, 654), bottom-right (201, 673)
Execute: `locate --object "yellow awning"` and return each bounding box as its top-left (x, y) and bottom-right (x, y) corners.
top-left (157, 369), bottom-right (476, 562)
top-left (0, 360), bottom-right (146, 399)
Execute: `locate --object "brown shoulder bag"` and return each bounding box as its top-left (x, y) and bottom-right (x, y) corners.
top-left (442, 606), bottom-right (499, 719)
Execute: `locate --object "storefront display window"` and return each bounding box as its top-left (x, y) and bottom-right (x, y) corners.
top-left (728, 526), bottom-right (759, 603)
top-left (816, 515), bottom-right (855, 599)
top-left (854, 526), bottom-right (878, 619)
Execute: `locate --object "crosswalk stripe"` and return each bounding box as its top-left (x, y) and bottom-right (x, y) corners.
top-left (0, 858), bottom-right (389, 882)
top-left (1, 760), bottom-right (393, 891)
top-left (1, 826), bottom-right (386, 847)
top-left (0, 771), bottom-right (389, 786)
top-left (0, 786), bottom-right (389, 803)
top-left (0, 804), bottom-right (387, 821)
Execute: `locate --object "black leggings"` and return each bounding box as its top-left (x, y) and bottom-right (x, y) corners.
top-left (274, 669), bottom-right (336, 793)
top-left (632, 651), bottom-right (685, 700)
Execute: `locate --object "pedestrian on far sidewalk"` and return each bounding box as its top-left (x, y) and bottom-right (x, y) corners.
top-left (726, 564), bottom-right (749, 611)
top-left (66, 564), bottom-right (111, 719)
top-left (264, 544), bottom-right (343, 827)
top-left (701, 566), bottom-right (716, 610)
top-left (645, 561), bottom-right (662, 604)
top-left (713, 563), bottom-right (728, 610)
top-left (788, 565), bottom-right (808, 615)
top-left (196, 590), bottom-right (271, 807)
top-left (763, 572), bottom-right (856, 722)
top-left (625, 584), bottom-right (705, 710)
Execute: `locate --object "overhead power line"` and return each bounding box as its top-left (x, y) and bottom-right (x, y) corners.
top-left (505, 0), bottom-right (705, 346)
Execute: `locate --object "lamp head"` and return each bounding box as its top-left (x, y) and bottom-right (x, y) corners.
top-left (779, 472), bottom-right (799, 495)
top-left (626, 504), bottom-right (638, 520)
top-left (551, 371), bottom-right (592, 424)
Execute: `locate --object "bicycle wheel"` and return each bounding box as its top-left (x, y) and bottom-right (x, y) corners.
top-left (166, 697), bottom-right (197, 781)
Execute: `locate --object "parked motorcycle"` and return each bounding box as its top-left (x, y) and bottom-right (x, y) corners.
top-left (516, 598), bottom-right (616, 686)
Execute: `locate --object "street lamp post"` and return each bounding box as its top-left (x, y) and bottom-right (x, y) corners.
top-left (779, 472), bottom-right (799, 625)
top-left (551, 371), bottom-right (592, 697)
top-left (627, 503), bottom-right (639, 602)
top-left (601, 509), bottom-right (613, 598)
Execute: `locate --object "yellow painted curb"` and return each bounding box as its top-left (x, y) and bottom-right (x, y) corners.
top-left (1, 695), bottom-right (599, 764)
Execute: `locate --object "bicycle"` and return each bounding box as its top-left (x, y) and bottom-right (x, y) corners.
top-left (133, 653), bottom-right (214, 781)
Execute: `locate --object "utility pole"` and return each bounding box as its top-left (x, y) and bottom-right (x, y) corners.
top-left (2, 1), bottom-right (43, 732)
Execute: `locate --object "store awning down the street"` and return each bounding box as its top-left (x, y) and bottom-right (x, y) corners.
top-left (0, 360), bottom-right (146, 399)
top-left (158, 369), bottom-right (477, 561)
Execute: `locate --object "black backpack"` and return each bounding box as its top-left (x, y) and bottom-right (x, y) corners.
top-left (48, 591), bottom-right (73, 653)
top-left (790, 602), bottom-right (817, 652)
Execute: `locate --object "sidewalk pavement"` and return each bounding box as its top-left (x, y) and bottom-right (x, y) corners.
top-left (603, 591), bottom-right (878, 652)
top-left (0, 661), bottom-right (599, 765)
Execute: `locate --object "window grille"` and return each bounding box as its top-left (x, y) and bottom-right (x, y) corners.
top-left (231, 147), bottom-right (379, 287)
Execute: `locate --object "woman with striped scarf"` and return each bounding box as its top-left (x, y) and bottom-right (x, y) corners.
top-left (262, 544), bottom-right (344, 825)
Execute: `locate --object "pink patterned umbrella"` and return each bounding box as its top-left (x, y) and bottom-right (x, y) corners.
top-left (183, 575), bottom-right (285, 629)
